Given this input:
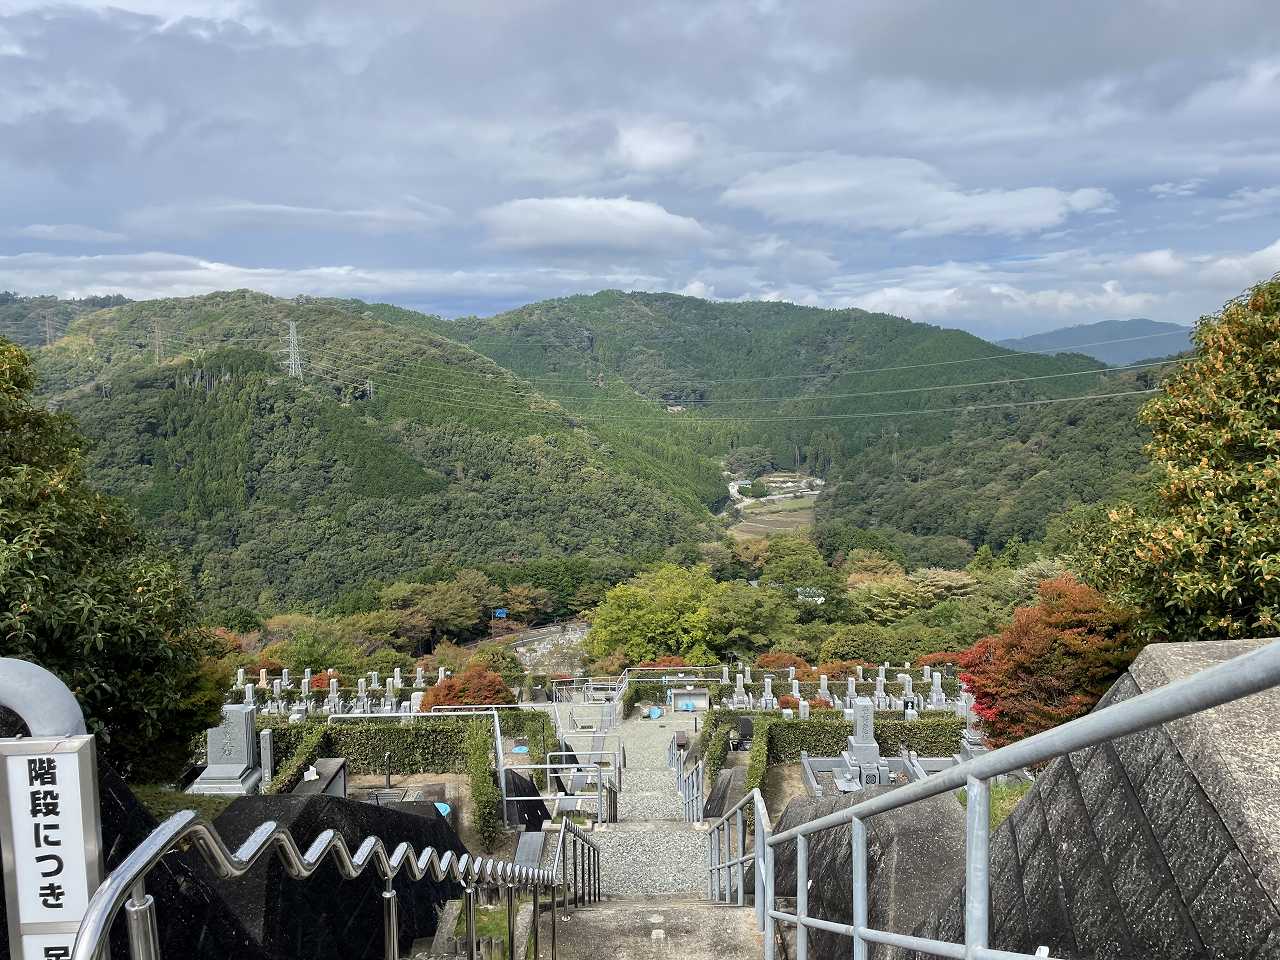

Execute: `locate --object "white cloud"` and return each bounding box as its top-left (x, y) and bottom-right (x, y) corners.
top-left (1216, 185), bottom-right (1280, 222)
top-left (0, 251), bottom-right (669, 304)
top-left (9, 223), bottom-right (125, 243)
top-left (479, 196), bottom-right (711, 251)
top-left (721, 155), bottom-right (1112, 236)
top-left (1149, 178), bottom-right (1205, 198)
top-left (613, 120), bottom-right (700, 172)
top-left (124, 199), bottom-right (453, 237)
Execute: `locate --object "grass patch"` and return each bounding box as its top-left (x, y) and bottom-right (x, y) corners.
top-left (454, 897), bottom-right (527, 943)
top-left (956, 780), bottom-right (1033, 831)
top-left (132, 785), bottom-right (236, 824)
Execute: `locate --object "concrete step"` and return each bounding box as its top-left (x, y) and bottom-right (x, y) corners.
top-left (535, 897), bottom-right (761, 960)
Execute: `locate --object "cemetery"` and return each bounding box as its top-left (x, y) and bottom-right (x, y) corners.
top-left (4, 640), bottom-right (1280, 960)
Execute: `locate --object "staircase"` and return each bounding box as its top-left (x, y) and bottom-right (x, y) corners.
top-left (548, 896), bottom-right (760, 960)
top-left (537, 707), bottom-right (759, 956)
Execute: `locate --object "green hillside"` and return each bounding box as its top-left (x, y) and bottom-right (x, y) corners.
top-left (419, 291), bottom-right (1170, 553)
top-left (26, 291), bottom-right (716, 610)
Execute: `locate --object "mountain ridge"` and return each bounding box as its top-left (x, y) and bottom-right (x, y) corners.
top-left (998, 317), bottom-right (1193, 365)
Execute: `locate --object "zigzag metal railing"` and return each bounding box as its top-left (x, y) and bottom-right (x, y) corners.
top-left (709, 637), bottom-right (1280, 960)
top-left (69, 806), bottom-right (599, 960)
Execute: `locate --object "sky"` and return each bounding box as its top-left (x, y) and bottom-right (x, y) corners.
top-left (1, 1), bottom-right (1279, 338)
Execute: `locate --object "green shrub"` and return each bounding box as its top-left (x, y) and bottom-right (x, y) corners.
top-left (466, 721), bottom-right (504, 851)
top-left (267, 724), bottom-right (330, 794)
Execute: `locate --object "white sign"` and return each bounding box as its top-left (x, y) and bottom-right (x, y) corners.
top-left (1, 736), bottom-right (103, 960)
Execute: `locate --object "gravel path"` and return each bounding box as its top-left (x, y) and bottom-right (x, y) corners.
top-left (591, 824), bottom-right (709, 896)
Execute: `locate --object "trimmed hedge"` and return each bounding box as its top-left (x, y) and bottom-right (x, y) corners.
top-left (702, 726), bottom-right (732, 790)
top-left (466, 721), bottom-right (504, 851)
top-left (267, 724), bottom-right (329, 794)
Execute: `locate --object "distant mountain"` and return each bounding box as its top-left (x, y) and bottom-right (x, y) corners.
top-left (998, 318), bottom-right (1193, 366)
top-left (426, 291), bottom-right (1173, 560)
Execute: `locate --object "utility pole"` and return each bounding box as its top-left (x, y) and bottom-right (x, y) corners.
top-left (152, 319), bottom-right (162, 364)
top-left (285, 320), bottom-right (303, 379)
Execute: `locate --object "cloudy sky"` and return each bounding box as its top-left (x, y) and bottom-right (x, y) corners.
top-left (2, 1), bottom-right (1279, 337)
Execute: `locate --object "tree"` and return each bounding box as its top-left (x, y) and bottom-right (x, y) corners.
top-left (958, 575), bottom-right (1140, 747)
top-left (421, 666), bottom-right (515, 708)
top-left (760, 535), bottom-right (846, 621)
top-left (703, 582), bottom-right (797, 652)
top-left (585, 564), bottom-right (721, 664)
top-left (1078, 277), bottom-right (1280, 641)
top-left (467, 642), bottom-right (525, 687)
top-left (0, 340), bottom-right (224, 780)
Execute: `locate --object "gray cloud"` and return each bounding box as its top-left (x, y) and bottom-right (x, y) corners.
top-left (1, 1), bottom-right (1279, 336)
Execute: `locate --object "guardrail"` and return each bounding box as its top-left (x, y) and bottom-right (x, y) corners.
top-left (708, 637), bottom-right (1280, 960)
top-left (504, 761), bottom-right (619, 824)
top-left (668, 734), bottom-right (705, 823)
top-left (68, 809), bottom-right (562, 960)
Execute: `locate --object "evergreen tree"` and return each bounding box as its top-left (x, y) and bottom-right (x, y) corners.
top-left (0, 340), bottom-right (224, 780)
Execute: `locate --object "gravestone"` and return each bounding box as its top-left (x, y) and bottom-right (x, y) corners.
top-left (791, 678), bottom-right (801, 698)
top-left (930, 672), bottom-right (946, 708)
top-left (818, 674), bottom-right (829, 701)
top-left (281, 668), bottom-right (290, 689)
top-left (259, 729), bottom-right (274, 783)
top-left (259, 668), bottom-right (268, 687)
top-left (855, 665), bottom-right (864, 681)
top-left (236, 667), bottom-right (245, 686)
top-left (761, 676), bottom-right (777, 710)
top-left (190, 704), bottom-right (262, 795)
top-left (415, 667), bottom-right (425, 687)
top-left (303, 668), bottom-right (312, 691)
top-left (720, 665), bottom-right (730, 684)
top-left (799, 700), bottom-right (810, 719)
top-left (744, 665), bottom-right (752, 684)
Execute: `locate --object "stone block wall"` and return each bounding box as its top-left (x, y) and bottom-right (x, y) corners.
top-left (913, 638), bottom-right (1280, 959)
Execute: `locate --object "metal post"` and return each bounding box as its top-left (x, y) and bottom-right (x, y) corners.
top-left (382, 882), bottom-right (399, 960)
top-left (124, 882), bottom-right (160, 960)
top-left (465, 888), bottom-right (478, 960)
top-left (795, 834), bottom-right (808, 960)
top-left (754, 807), bottom-right (765, 929)
top-left (506, 886), bottom-right (516, 960)
top-left (735, 808), bottom-right (746, 906)
top-left (710, 822), bottom-right (721, 900)
top-left (965, 776), bottom-right (990, 956)
top-left (763, 839), bottom-right (776, 960)
top-left (532, 884), bottom-right (540, 960)
top-left (572, 837), bottom-right (579, 908)
top-left (550, 884), bottom-right (559, 960)
top-left (851, 817), bottom-right (868, 960)
top-left (595, 847), bottom-right (601, 902)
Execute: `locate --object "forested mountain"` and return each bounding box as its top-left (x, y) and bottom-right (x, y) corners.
top-left (0, 291), bottom-right (130, 349)
top-left (422, 291), bottom-right (1170, 555)
top-left (998, 317), bottom-right (1192, 365)
top-left (26, 291), bottom-right (717, 610)
top-left (10, 288), bottom-right (1184, 612)
top-left (425, 291), bottom-right (1120, 474)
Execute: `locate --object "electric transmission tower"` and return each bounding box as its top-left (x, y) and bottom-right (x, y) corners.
top-left (365, 377), bottom-right (374, 400)
top-left (153, 319), bottom-right (163, 363)
top-left (284, 320), bottom-right (303, 379)
top-left (43, 311), bottom-right (54, 347)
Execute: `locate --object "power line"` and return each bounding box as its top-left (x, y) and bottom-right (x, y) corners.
top-left (302, 340), bottom-right (1177, 407)
top-left (300, 357), bottom-right (1157, 424)
top-left (300, 325), bottom-right (1191, 387)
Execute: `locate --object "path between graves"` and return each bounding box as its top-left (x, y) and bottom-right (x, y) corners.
top-left (558, 711), bottom-right (709, 897)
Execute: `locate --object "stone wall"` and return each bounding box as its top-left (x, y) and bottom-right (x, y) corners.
top-left (913, 638), bottom-right (1280, 959)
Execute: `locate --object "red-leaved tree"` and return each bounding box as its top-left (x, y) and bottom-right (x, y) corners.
top-left (752, 650), bottom-right (814, 680)
top-left (636, 655), bottom-right (690, 669)
top-left (958, 575), bottom-right (1141, 747)
top-left (421, 666), bottom-right (515, 709)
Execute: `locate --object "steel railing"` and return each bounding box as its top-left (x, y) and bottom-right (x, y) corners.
top-left (668, 734), bottom-right (705, 823)
top-left (503, 761), bottom-right (620, 824)
top-left (707, 637), bottom-right (1280, 960)
top-left (68, 808), bottom-right (568, 960)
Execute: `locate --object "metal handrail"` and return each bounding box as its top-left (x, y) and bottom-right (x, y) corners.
top-left (503, 761), bottom-right (619, 823)
top-left (714, 637), bottom-right (1280, 960)
top-left (549, 818), bottom-right (603, 914)
top-left (69, 809), bottom-right (557, 960)
top-left (708, 789), bottom-right (773, 942)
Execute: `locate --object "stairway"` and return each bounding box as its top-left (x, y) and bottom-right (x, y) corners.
top-left (544, 896), bottom-right (761, 960)
top-left (591, 710), bottom-right (709, 896)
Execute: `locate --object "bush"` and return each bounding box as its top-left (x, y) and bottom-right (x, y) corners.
top-left (467, 643), bottom-right (525, 687)
top-left (778, 695), bottom-right (800, 710)
top-left (267, 724), bottom-right (330, 794)
top-left (465, 721), bottom-right (504, 851)
top-left (958, 575), bottom-right (1140, 747)
top-left (636, 655), bottom-right (690, 668)
top-left (755, 652), bottom-right (810, 674)
top-left (422, 666), bottom-right (515, 708)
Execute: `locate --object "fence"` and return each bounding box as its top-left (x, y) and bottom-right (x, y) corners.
top-left (707, 637), bottom-right (1280, 960)
top-left (66, 806), bottom-right (600, 960)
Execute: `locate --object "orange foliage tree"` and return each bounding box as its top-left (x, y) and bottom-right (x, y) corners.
top-left (421, 666), bottom-right (515, 709)
top-left (958, 575), bottom-right (1141, 748)
top-left (755, 652), bottom-right (811, 675)
top-left (636, 655), bottom-right (690, 669)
